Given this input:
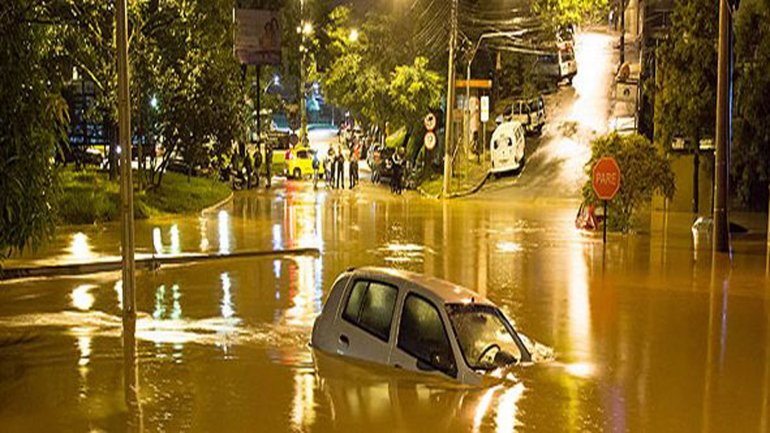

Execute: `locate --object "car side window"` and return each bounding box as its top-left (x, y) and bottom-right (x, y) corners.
top-left (397, 294), bottom-right (457, 377)
top-left (342, 280), bottom-right (398, 342)
top-left (297, 150), bottom-right (308, 159)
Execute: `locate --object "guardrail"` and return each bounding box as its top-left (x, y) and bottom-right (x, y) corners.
top-left (0, 247), bottom-right (320, 282)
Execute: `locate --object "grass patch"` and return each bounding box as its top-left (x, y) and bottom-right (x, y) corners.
top-left (58, 168), bottom-right (230, 225)
top-left (419, 159), bottom-right (490, 198)
top-left (144, 171), bottom-right (231, 214)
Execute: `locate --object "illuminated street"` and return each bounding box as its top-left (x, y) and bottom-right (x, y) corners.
top-left (480, 31), bottom-right (614, 200)
top-left (1, 181), bottom-right (769, 432)
top-left (3, 0), bottom-right (770, 431)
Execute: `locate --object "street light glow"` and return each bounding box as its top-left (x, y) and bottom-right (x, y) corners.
top-left (302, 22), bottom-right (313, 36)
top-left (349, 28), bottom-right (359, 43)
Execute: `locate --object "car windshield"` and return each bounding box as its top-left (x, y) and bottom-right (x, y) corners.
top-left (446, 304), bottom-right (522, 371)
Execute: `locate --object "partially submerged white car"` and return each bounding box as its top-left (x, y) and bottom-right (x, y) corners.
top-left (311, 267), bottom-right (532, 385)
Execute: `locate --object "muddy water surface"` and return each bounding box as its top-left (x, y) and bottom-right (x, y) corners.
top-left (1, 185), bottom-right (769, 432)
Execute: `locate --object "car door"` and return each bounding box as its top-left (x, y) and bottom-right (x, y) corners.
top-left (390, 293), bottom-right (458, 379)
top-left (334, 279), bottom-right (399, 365)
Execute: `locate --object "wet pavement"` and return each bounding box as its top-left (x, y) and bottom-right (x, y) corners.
top-left (479, 31), bottom-right (615, 200)
top-left (2, 30), bottom-right (770, 432)
top-left (2, 181), bottom-right (770, 432)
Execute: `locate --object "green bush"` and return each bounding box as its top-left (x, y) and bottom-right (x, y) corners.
top-left (582, 133), bottom-right (675, 232)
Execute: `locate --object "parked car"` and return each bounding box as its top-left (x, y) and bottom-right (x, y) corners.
top-left (509, 96), bottom-right (546, 135)
top-left (490, 121), bottom-right (526, 175)
top-left (370, 146), bottom-right (396, 184)
top-left (575, 201), bottom-right (605, 231)
top-left (284, 146), bottom-right (324, 179)
top-left (311, 267), bottom-right (533, 385)
top-left (535, 42), bottom-right (577, 85)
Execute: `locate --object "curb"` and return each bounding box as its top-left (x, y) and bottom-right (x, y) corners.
top-left (417, 170), bottom-right (492, 200)
top-left (201, 191), bottom-right (234, 215)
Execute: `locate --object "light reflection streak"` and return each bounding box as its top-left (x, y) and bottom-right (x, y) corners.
top-left (171, 284), bottom-right (182, 321)
top-left (220, 273), bottom-right (234, 319)
top-left (69, 232), bottom-right (94, 261)
top-left (153, 227), bottom-right (163, 255)
top-left (291, 371), bottom-right (316, 431)
top-left (283, 257), bottom-right (321, 327)
top-left (169, 224), bottom-right (180, 255)
top-left (272, 223), bottom-right (283, 250)
top-left (494, 383), bottom-right (525, 433)
top-left (114, 280), bottom-right (123, 311)
top-left (473, 385), bottom-right (501, 433)
top-left (153, 285), bottom-right (166, 320)
top-left (199, 217), bottom-right (210, 252)
top-left (218, 210), bottom-right (231, 254)
top-left (71, 284), bottom-right (96, 311)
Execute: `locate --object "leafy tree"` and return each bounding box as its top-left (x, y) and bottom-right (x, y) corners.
top-left (388, 57), bottom-right (442, 129)
top-left (732, 0), bottom-right (770, 210)
top-left (0, 0), bottom-right (68, 260)
top-left (654, 0), bottom-right (717, 213)
top-left (582, 133), bottom-right (675, 232)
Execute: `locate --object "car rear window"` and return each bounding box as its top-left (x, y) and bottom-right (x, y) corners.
top-left (342, 280), bottom-right (398, 342)
top-left (397, 294), bottom-right (456, 377)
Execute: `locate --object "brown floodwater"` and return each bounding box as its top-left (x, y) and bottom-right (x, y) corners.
top-left (1, 182), bottom-right (769, 432)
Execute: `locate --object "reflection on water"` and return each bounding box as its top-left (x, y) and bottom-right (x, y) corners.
top-left (68, 232), bottom-right (94, 261)
top-left (169, 224), bottom-right (181, 255)
top-left (218, 210), bottom-right (231, 254)
top-left (71, 284), bottom-right (96, 311)
top-left (291, 369), bottom-right (317, 431)
top-left (220, 273), bottom-right (234, 319)
top-left (2, 182), bottom-right (770, 432)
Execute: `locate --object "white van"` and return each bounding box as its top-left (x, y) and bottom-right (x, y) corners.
top-left (535, 42), bottom-right (578, 85)
top-left (490, 121), bottom-right (526, 174)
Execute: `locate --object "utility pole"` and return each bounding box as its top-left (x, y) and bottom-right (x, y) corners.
top-left (299, 0), bottom-right (308, 146)
top-left (619, 0), bottom-right (625, 65)
top-left (116, 0), bottom-right (136, 318)
top-left (713, 0), bottom-right (732, 253)
top-left (443, 0), bottom-right (458, 197)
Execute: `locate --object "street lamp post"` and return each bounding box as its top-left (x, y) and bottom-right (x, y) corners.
top-left (713, 0), bottom-right (732, 253)
top-left (443, 0), bottom-right (458, 197)
top-left (116, 0), bottom-right (136, 320)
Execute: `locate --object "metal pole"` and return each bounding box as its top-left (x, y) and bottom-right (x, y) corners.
top-left (603, 200), bottom-right (608, 244)
top-left (619, 0), bottom-right (625, 66)
top-left (256, 65), bottom-right (261, 142)
top-left (299, 0), bottom-right (308, 147)
top-left (116, 0), bottom-right (136, 318)
top-left (713, 0), bottom-right (731, 253)
top-left (443, 0), bottom-right (458, 197)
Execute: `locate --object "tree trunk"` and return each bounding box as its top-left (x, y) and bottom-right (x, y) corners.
top-left (109, 122), bottom-right (118, 180)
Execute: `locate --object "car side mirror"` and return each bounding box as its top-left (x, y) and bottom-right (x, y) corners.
top-left (416, 358), bottom-right (436, 372)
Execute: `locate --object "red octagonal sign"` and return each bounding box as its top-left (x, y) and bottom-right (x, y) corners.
top-left (592, 156), bottom-right (621, 200)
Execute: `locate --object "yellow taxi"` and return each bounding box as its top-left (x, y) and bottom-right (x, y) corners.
top-left (284, 146), bottom-right (324, 179)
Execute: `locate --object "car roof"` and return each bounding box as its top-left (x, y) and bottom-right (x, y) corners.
top-left (351, 267), bottom-right (494, 306)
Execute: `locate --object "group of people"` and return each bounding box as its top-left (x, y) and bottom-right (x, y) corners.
top-left (316, 140), bottom-right (361, 190)
top-left (223, 142), bottom-right (273, 190)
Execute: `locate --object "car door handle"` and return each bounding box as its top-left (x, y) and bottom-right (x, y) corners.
top-left (338, 334), bottom-right (349, 348)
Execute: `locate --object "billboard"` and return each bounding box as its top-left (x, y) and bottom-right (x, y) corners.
top-left (234, 9), bottom-right (281, 65)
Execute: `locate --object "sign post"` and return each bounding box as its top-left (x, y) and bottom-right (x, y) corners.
top-left (592, 157), bottom-right (622, 244)
top-left (480, 96), bottom-right (489, 161)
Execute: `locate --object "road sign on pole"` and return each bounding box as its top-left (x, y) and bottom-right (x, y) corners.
top-left (424, 131), bottom-right (437, 150)
top-left (480, 96), bottom-right (489, 123)
top-left (592, 157), bottom-right (621, 244)
top-left (592, 157), bottom-right (621, 200)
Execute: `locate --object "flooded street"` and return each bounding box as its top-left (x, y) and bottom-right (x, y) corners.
top-left (2, 29), bottom-right (770, 433)
top-left (1, 182), bottom-right (769, 432)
